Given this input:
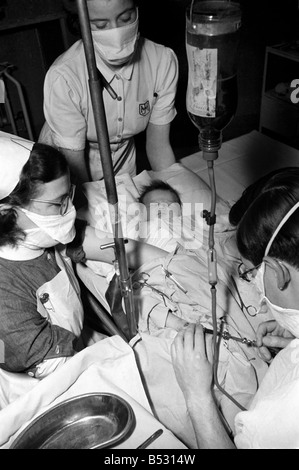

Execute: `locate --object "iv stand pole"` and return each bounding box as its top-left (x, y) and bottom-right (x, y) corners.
top-left (76, 0), bottom-right (138, 340)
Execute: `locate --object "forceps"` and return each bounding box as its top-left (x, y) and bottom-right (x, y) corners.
top-left (230, 275), bottom-right (257, 317)
top-left (204, 327), bottom-right (282, 358)
top-left (133, 273), bottom-right (173, 302)
top-left (161, 266), bottom-right (188, 294)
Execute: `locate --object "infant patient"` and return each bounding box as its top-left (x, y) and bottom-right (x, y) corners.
top-left (137, 180), bottom-right (204, 252)
top-left (136, 180), bottom-right (205, 331)
top-left (83, 179), bottom-right (204, 331)
top-left (139, 180), bottom-right (182, 219)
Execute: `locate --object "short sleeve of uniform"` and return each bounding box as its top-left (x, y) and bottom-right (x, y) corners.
top-left (42, 47), bottom-right (87, 151)
top-left (149, 46), bottom-right (178, 126)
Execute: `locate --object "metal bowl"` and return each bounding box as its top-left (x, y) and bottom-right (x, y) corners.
top-left (11, 393), bottom-right (135, 449)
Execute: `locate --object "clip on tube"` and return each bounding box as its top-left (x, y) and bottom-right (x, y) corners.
top-left (207, 248), bottom-right (217, 285)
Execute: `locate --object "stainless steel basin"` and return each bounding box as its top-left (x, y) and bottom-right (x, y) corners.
top-left (11, 393), bottom-right (135, 449)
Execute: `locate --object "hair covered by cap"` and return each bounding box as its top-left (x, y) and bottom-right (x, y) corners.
top-left (0, 131), bottom-right (34, 200)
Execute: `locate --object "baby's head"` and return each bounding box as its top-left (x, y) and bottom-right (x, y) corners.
top-left (139, 180), bottom-right (182, 221)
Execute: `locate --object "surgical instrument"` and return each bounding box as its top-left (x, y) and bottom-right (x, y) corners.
top-left (137, 429), bottom-right (163, 449)
top-left (203, 326), bottom-right (256, 347)
top-left (161, 266), bottom-right (188, 294)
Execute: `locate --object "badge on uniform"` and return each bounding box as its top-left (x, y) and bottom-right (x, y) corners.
top-left (139, 100), bottom-right (150, 116)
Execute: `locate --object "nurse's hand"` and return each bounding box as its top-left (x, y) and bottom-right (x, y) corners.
top-left (171, 324), bottom-right (213, 402)
top-left (256, 320), bottom-right (295, 362)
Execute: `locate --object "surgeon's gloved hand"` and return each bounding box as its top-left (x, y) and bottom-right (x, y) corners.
top-left (256, 320), bottom-right (295, 362)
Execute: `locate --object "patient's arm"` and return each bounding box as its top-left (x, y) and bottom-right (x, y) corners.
top-left (82, 225), bottom-right (168, 270)
top-left (165, 311), bottom-right (191, 331)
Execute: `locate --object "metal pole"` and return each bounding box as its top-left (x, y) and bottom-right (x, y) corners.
top-left (4, 72), bottom-right (34, 141)
top-left (76, 0), bottom-right (138, 340)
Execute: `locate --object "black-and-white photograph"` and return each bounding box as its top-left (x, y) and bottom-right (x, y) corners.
top-left (0, 0), bottom-right (299, 452)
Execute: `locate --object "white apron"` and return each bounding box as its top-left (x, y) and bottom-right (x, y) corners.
top-left (0, 247), bottom-right (84, 409)
top-left (36, 248), bottom-right (83, 338)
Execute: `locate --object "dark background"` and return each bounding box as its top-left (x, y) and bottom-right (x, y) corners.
top-left (0, 0), bottom-right (298, 169)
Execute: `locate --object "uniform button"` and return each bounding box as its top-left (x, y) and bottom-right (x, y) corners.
top-left (118, 117), bottom-right (123, 122)
top-left (116, 75), bottom-right (120, 80)
top-left (28, 371), bottom-right (34, 377)
top-left (117, 96), bottom-right (122, 101)
top-left (117, 134), bottom-right (121, 138)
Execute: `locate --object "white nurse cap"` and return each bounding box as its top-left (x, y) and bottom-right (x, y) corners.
top-left (0, 131), bottom-right (34, 200)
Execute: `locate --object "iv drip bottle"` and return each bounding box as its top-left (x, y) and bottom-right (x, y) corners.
top-left (186, 1), bottom-right (241, 136)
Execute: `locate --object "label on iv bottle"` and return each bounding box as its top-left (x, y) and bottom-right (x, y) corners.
top-left (186, 46), bottom-right (217, 118)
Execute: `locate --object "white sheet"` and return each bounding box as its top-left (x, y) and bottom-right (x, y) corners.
top-left (0, 336), bottom-right (186, 449)
top-left (182, 130), bottom-right (299, 202)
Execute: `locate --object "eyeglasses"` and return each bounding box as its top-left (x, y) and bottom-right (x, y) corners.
top-left (237, 262), bottom-right (261, 282)
top-left (30, 184), bottom-right (76, 216)
top-left (230, 275), bottom-right (257, 317)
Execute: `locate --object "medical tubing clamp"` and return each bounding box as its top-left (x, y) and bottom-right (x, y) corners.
top-left (100, 239), bottom-right (136, 332)
top-left (76, 0), bottom-right (138, 342)
top-left (203, 326), bottom-right (257, 347)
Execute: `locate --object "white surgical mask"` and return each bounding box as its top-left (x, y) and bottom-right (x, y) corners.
top-left (92, 11), bottom-right (139, 66)
top-left (254, 262), bottom-right (299, 338)
top-left (252, 263), bottom-right (265, 298)
top-left (20, 205), bottom-right (76, 249)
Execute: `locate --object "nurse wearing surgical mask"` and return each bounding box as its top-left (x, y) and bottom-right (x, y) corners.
top-left (0, 133), bottom-right (86, 394)
top-left (0, 131), bottom-right (166, 407)
top-left (170, 167), bottom-right (299, 448)
top-left (39, 0), bottom-right (179, 185)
